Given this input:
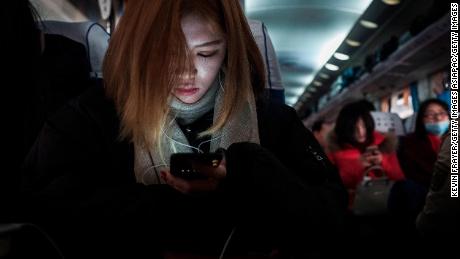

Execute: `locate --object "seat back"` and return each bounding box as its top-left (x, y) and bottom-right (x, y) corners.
top-left (40, 21), bottom-right (110, 78)
top-left (0, 223), bottom-right (64, 258)
top-left (371, 112), bottom-right (405, 136)
top-left (40, 20), bottom-right (283, 101)
top-left (404, 112), bottom-right (417, 133)
top-left (249, 19), bottom-right (285, 103)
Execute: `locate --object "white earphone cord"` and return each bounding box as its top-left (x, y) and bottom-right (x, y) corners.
top-left (219, 226), bottom-right (236, 259)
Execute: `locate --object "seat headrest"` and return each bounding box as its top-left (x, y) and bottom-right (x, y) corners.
top-left (371, 112), bottom-right (406, 136)
top-left (40, 21), bottom-right (109, 78)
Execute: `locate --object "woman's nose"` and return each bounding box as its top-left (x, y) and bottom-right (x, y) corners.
top-left (181, 68), bottom-right (197, 80)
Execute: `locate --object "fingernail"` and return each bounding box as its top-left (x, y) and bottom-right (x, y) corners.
top-left (160, 171), bottom-right (166, 179)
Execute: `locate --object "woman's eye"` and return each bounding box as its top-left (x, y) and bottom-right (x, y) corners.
top-left (198, 51), bottom-right (217, 58)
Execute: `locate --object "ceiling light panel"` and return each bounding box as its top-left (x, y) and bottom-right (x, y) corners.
top-left (313, 81), bottom-right (323, 86)
top-left (319, 73), bottom-right (330, 79)
top-left (333, 52), bottom-right (350, 61)
top-left (382, 0), bottom-right (400, 5)
top-left (346, 39), bottom-right (361, 47)
top-left (325, 63), bottom-right (339, 71)
top-left (360, 19), bottom-right (378, 29)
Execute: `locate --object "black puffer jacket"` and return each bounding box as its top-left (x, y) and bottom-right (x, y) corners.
top-left (21, 82), bottom-right (347, 258)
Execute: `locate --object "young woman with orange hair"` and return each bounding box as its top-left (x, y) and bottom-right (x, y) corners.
top-left (22, 1), bottom-right (346, 258)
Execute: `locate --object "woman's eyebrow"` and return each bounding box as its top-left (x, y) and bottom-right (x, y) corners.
top-left (194, 39), bottom-right (224, 48)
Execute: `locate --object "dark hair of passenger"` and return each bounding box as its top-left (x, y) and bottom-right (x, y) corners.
top-left (3, 0), bottom-right (42, 61)
top-left (415, 98), bottom-right (449, 138)
top-left (2, 0), bottom-right (43, 195)
top-left (312, 118), bottom-right (325, 133)
top-left (334, 102), bottom-right (375, 149)
top-left (3, 0), bottom-right (42, 147)
top-left (353, 99), bottom-right (376, 112)
top-left (104, 0), bottom-right (266, 147)
top-left (3, 0), bottom-right (42, 100)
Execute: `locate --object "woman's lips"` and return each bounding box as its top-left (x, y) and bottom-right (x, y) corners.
top-left (175, 87), bottom-right (199, 96)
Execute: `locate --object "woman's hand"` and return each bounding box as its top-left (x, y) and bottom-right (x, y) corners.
top-left (360, 154), bottom-right (373, 168)
top-left (367, 151), bottom-right (383, 166)
top-left (360, 146), bottom-right (383, 168)
top-left (160, 158), bottom-right (227, 194)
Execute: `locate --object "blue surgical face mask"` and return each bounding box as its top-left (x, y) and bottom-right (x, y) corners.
top-left (425, 120), bottom-right (450, 136)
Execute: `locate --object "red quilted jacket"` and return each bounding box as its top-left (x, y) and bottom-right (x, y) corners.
top-left (327, 131), bottom-right (405, 190)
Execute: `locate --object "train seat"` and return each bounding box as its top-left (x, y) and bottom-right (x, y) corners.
top-left (403, 112), bottom-right (417, 133)
top-left (371, 111), bottom-right (405, 136)
top-left (40, 21), bottom-right (109, 78)
top-left (40, 20), bottom-right (284, 102)
top-left (248, 20), bottom-right (285, 103)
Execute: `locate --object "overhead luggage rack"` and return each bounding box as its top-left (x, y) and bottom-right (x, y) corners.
top-left (304, 13), bottom-right (450, 127)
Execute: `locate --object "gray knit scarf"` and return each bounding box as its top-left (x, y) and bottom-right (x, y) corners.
top-left (134, 78), bottom-right (260, 185)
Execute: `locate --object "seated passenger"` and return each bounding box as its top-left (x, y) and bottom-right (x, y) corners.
top-left (22, 1), bottom-right (346, 258)
top-left (415, 132), bottom-right (459, 257)
top-left (327, 101), bottom-right (405, 207)
top-left (3, 0), bottom-right (42, 198)
top-left (3, 0), bottom-right (90, 177)
top-left (432, 71), bottom-right (451, 111)
top-left (2, 1), bottom-right (89, 223)
top-left (311, 118), bottom-right (334, 152)
top-left (416, 132), bottom-right (459, 236)
top-left (398, 99), bottom-right (450, 190)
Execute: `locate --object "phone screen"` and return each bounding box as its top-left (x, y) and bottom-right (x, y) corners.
top-left (170, 152), bottom-right (223, 180)
top-left (365, 146), bottom-right (378, 155)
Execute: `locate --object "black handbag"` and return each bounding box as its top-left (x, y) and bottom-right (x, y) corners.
top-left (352, 165), bottom-right (394, 216)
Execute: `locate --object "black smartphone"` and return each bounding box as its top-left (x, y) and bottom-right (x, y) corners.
top-left (170, 152), bottom-right (223, 180)
top-left (365, 146), bottom-right (379, 155)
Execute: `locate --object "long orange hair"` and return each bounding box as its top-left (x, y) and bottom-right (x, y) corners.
top-left (103, 0), bottom-right (265, 148)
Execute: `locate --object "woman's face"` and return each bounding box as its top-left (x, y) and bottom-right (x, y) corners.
top-left (423, 103), bottom-right (449, 124)
top-left (174, 14), bottom-right (227, 104)
top-left (354, 118), bottom-right (367, 144)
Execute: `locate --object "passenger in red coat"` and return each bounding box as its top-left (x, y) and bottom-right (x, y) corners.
top-left (398, 99), bottom-right (450, 189)
top-left (327, 102), bottom-right (405, 206)
top-left (328, 131), bottom-right (404, 190)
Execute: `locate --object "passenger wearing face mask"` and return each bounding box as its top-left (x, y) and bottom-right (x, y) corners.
top-left (398, 99), bottom-right (450, 190)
